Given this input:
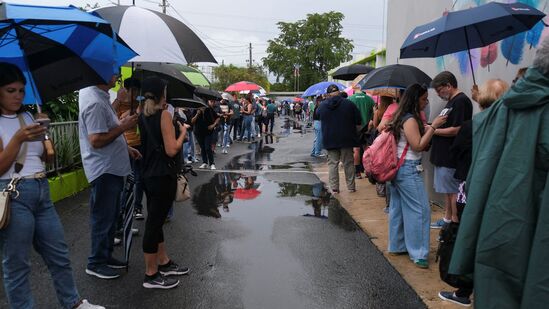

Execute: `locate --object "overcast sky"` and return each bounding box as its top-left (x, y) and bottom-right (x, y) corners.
top-left (11, 0), bottom-right (385, 69)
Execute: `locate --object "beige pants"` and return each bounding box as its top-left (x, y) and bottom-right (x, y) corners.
top-left (327, 148), bottom-right (355, 191)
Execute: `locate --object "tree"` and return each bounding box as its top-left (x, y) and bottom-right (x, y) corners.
top-left (211, 64), bottom-right (269, 92)
top-left (263, 12), bottom-right (353, 91)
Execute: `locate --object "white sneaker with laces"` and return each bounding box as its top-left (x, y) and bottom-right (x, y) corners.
top-left (199, 163), bottom-right (209, 169)
top-left (222, 149), bottom-right (228, 154)
top-left (75, 299), bottom-right (105, 309)
top-left (210, 164), bottom-right (216, 170)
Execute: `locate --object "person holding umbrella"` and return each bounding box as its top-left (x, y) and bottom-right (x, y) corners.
top-left (0, 63), bottom-right (104, 309)
top-left (429, 72), bottom-right (473, 228)
top-left (138, 77), bottom-right (189, 289)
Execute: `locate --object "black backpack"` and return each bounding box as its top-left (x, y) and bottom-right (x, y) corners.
top-left (436, 222), bottom-right (474, 289)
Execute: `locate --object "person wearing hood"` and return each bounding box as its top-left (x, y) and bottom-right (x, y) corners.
top-left (317, 84), bottom-right (362, 194)
top-left (449, 36), bottom-right (549, 309)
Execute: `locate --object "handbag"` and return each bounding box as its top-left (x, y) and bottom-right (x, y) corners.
top-left (0, 115), bottom-right (28, 229)
top-left (175, 173), bottom-right (191, 202)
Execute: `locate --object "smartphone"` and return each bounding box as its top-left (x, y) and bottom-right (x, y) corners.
top-left (439, 107), bottom-right (453, 116)
top-left (35, 118), bottom-right (51, 129)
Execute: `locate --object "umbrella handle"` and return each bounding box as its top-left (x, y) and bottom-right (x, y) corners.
top-left (464, 29), bottom-right (477, 86)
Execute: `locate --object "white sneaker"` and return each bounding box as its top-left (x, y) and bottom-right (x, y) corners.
top-left (222, 149), bottom-right (228, 154)
top-left (185, 160), bottom-right (193, 164)
top-left (257, 133), bottom-right (261, 138)
top-left (210, 164), bottom-right (216, 170)
top-left (199, 163), bottom-right (209, 169)
top-left (193, 158), bottom-right (200, 163)
top-left (75, 299), bottom-right (105, 309)
top-left (113, 237), bottom-right (121, 246)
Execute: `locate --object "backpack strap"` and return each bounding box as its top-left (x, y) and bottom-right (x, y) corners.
top-left (396, 143), bottom-right (409, 169)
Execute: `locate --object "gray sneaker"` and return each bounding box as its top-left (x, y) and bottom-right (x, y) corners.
top-left (438, 291), bottom-right (472, 307)
top-left (86, 265), bottom-right (120, 279)
top-left (143, 272), bottom-right (179, 289)
top-left (159, 260), bottom-right (190, 276)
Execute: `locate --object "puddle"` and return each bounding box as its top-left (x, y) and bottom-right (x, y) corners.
top-left (191, 172), bottom-right (357, 231)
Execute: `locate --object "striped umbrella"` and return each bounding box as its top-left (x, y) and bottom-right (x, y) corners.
top-left (93, 6), bottom-right (216, 64)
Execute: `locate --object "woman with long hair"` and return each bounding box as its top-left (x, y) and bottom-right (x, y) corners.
top-left (138, 77), bottom-right (189, 289)
top-left (387, 83), bottom-right (447, 269)
top-left (239, 95), bottom-right (254, 142)
top-left (0, 62), bottom-right (103, 308)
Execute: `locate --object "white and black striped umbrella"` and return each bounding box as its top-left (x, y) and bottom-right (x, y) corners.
top-left (93, 6), bottom-right (216, 64)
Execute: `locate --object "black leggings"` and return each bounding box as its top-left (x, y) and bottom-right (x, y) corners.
top-left (143, 175), bottom-right (176, 254)
top-left (197, 133), bottom-right (215, 165)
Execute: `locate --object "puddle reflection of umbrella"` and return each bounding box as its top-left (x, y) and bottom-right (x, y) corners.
top-left (234, 188), bottom-right (261, 200)
top-left (400, 2), bottom-right (545, 85)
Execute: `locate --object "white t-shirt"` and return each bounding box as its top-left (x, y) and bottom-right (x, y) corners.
top-left (0, 112), bottom-right (45, 179)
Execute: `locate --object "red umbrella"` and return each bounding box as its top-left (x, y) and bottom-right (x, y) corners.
top-left (234, 188), bottom-right (261, 200)
top-left (292, 97), bottom-right (304, 102)
top-left (225, 81), bottom-right (261, 92)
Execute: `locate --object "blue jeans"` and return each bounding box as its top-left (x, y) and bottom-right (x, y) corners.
top-left (222, 122), bottom-right (232, 148)
top-left (388, 160), bottom-right (430, 261)
top-left (241, 115), bottom-right (253, 140)
top-left (183, 132), bottom-right (196, 161)
top-left (311, 120), bottom-right (323, 156)
top-left (0, 178), bottom-right (80, 309)
top-left (88, 173), bottom-right (123, 268)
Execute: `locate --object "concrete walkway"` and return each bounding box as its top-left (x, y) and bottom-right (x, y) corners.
top-left (314, 163), bottom-right (470, 309)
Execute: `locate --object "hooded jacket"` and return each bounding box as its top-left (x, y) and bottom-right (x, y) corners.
top-left (317, 94), bottom-right (361, 150)
top-left (449, 68), bottom-right (549, 309)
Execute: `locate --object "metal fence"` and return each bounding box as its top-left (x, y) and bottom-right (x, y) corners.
top-left (46, 121), bottom-right (81, 174)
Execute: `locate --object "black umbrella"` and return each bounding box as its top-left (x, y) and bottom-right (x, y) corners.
top-left (332, 64), bottom-right (374, 81)
top-left (195, 86), bottom-right (222, 101)
top-left (358, 64), bottom-right (432, 91)
top-left (169, 97), bottom-right (207, 109)
top-left (400, 2), bottom-right (545, 85)
top-left (94, 6), bottom-right (217, 64)
top-left (129, 62), bottom-right (196, 100)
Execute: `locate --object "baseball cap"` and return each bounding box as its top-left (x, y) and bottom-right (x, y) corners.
top-left (326, 84), bottom-right (340, 94)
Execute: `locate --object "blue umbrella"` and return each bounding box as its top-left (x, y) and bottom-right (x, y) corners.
top-left (0, 3), bottom-right (137, 104)
top-left (400, 2), bottom-right (545, 85)
top-left (302, 81), bottom-right (345, 97)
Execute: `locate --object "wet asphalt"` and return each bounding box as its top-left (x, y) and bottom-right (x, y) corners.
top-left (0, 116), bottom-right (425, 309)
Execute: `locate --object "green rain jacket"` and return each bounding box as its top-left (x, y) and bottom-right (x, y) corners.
top-left (449, 68), bottom-right (549, 308)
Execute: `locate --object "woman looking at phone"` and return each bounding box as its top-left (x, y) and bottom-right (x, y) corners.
top-left (0, 62), bottom-right (104, 308)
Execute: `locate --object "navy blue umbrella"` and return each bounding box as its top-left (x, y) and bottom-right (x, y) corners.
top-left (301, 81), bottom-right (345, 97)
top-left (0, 3), bottom-right (137, 104)
top-left (400, 2), bottom-right (545, 84)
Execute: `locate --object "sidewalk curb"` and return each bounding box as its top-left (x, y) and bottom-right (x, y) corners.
top-left (312, 162), bottom-right (467, 309)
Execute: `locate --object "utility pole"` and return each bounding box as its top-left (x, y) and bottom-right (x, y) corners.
top-left (249, 43), bottom-right (253, 68)
top-left (159, 0), bottom-right (169, 13)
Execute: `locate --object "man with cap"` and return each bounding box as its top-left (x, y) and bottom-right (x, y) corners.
top-left (317, 84), bottom-right (362, 193)
top-left (79, 75), bottom-right (142, 280)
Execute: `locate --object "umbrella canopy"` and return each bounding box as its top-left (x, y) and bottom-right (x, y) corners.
top-left (332, 64), bottom-right (374, 81)
top-left (292, 97), bottom-right (304, 102)
top-left (195, 86), bottom-right (222, 101)
top-left (169, 97), bottom-right (207, 109)
top-left (130, 62), bottom-right (196, 100)
top-left (93, 5), bottom-right (216, 64)
top-left (0, 3), bottom-right (137, 104)
top-left (400, 2), bottom-right (545, 84)
top-left (225, 81), bottom-right (261, 92)
top-left (358, 64), bottom-right (431, 91)
top-left (302, 81), bottom-right (345, 97)
top-left (179, 65), bottom-right (210, 87)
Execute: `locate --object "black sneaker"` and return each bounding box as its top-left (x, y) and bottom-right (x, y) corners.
top-left (438, 291), bottom-right (472, 307)
top-left (134, 209), bottom-right (144, 220)
top-left (143, 272), bottom-right (179, 289)
top-left (158, 260), bottom-right (190, 276)
top-left (107, 257), bottom-right (127, 269)
top-left (86, 264), bottom-right (120, 279)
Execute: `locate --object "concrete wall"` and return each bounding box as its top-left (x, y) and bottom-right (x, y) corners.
top-left (386, 0), bottom-right (548, 203)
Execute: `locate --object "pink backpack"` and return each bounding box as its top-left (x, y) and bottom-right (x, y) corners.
top-left (363, 130), bottom-right (408, 183)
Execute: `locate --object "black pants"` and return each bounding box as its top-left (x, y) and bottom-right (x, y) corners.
top-left (197, 133), bottom-right (215, 165)
top-left (142, 175), bottom-right (176, 254)
top-left (232, 118), bottom-right (242, 140)
top-left (264, 114), bottom-right (275, 133)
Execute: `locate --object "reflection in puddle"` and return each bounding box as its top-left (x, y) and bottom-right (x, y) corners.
top-left (191, 173), bottom-right (357, 231)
